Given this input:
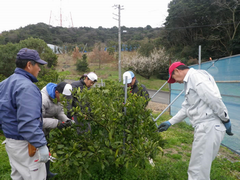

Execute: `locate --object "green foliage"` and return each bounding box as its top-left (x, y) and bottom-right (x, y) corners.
top-left (107, 47), bottom-right (115, 55)
top-left (0, 74), bottom-right (6, 82)
top-left (0, 43), bottom-right (19, 77)
top-left (35, 67), bottom-right (63, 90)
top-left (0, 37), bottom-right (58, 77)
top-left (1, 114), bottom-right (240, 180)
top-left (49, 81), bottom-right (164, 178)
top-left (161, 0), bottom-right (240, 62)
top-left (18, 37), bottom-right (58, 68)
top-left (137, 42), bottom-right (155, 57)
top-left (76, 54), bottom-right (89, 72)
top-left (0, 134), bottom-right (11, 180)
top-left (0, 23), bottom-right (161, 49)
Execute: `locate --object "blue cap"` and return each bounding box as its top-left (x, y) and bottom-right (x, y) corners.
top-left (17, 48), bottom-right (47, 65)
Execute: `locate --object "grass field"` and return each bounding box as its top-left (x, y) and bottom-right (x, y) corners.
top-left (56, 54), bottom-right (169, 92)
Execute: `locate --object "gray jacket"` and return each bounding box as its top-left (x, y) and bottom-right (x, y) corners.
top-left (41, 86), bottom-right (70, 134)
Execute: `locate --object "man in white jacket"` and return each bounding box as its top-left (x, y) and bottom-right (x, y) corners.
top-left (158, 62), bottom-right (233, 180)
top-left (41, 82), bottom-right (73, 179)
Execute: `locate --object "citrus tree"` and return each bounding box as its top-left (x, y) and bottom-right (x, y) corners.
top-left (49, 81), bottom-right (164, 179)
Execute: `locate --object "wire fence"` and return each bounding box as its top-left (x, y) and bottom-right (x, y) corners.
top-left (170, 54), bottom-right (240, 154)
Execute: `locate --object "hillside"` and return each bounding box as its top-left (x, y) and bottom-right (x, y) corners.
top-left (0, 23), bottom-right (162, 49)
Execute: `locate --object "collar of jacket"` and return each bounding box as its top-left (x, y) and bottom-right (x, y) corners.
top-left (80, 79), bottom-right (86, 86)
top-left (14, 68), bottom-right (38, 82)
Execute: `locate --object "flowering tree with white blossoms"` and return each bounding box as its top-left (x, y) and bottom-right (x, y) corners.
top-left (122, 48), bottom-right (169, 79)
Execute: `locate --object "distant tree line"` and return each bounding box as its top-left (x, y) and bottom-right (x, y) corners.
top-left (160, 0), bottom-right (240, 64)
top-left (0, 23), bottom-right (162, 53)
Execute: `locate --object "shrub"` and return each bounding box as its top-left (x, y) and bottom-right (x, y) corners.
top-left (49, 80), bottom-right (164, 178)
top-left (0, 37), bottom-right (58, 77)
top-left (36, 67), bottom-right (64, 90)
top-left (76, 54), bottom-right (89, 72)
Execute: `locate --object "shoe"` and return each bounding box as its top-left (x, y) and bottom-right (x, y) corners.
top-left (47, 172), bottom-right (58, 179)
top-left (46, 160), bottom-right (58, 179)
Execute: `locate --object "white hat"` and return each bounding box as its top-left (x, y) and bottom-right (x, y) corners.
top-left (62, 83), bottom-right (72, 96)
top-left (87, 72), bottom-right (98, 82)
top-left (123, 71), bottom-right (135, 84)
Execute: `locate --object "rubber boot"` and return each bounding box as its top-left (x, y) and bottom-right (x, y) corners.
top-left (46, 160), bottom-right (57, 179)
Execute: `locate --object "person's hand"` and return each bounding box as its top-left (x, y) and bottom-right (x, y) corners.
top-left (57, 120), bottom-right (72, 130)
top-left (158, 121), bottom-right (171, 132)
top-left (223, 120), bottom-right (233, 136)
top-left (38, 145), bottom-right (49, 163)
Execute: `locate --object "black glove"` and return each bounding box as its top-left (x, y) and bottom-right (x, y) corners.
top-left (57, 120), bottom-right (72, 130)
top-left (223, 120), bottom-right (233, 136)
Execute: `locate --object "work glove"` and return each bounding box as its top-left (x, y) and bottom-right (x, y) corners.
top-left (57, 120), bottom-right (72, 130)
top-left (38, 145), bottom-right (49, 163)
top-left (223, 120), bottom-right (233, 136)
top-left (158, 121), bottom-right (171, 132)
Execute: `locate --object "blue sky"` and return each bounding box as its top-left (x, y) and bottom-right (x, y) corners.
top-left (0, 0), bottom-right (171, 33)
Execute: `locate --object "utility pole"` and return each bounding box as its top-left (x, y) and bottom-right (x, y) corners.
top-left (113, 4), bottom-right (124, 82)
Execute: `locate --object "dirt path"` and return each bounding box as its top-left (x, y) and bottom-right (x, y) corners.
top-left (147, 101), bottom-right (168, 113)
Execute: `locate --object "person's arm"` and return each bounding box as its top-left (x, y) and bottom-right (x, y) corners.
top-left (16, 84), bottom-right (47, 148)
top-left (56, 104), bottom-right (71, 122)
top-left (168, 99), bottom-right (188, 125)
top-left (195, 78), bottom-right (229, 122)
top-left (42, 118), bottom-right (59, 129)
top-left (158, 98), bottom-right (188, 132)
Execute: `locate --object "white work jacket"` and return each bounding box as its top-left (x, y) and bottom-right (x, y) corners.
top-left (169, 68), bottom-right (229, 127)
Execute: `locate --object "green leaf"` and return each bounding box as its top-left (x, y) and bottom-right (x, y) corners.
top-left (88, 146), bottom-right (95, 152)
top-left (57, 150), bottom-right (65, 155)
top-left (76, 153), bottom-right (82, 158)
top-left (105, 141), bottom-right (110, 147)
top-left (57, 144), bottom-right (64, 149)
top-left (73, 160), bottom-right (79, 166)
top-left (115, 148), bottom-right (119, 158)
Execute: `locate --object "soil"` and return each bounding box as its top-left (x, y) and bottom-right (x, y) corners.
top-left (146, 101), bottom-right (168, 113)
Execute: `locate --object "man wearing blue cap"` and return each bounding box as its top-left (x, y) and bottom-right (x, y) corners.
top-left (123, 71), bottom-right (149, 105)
top-left (0, 48), bottom-right (49, 179)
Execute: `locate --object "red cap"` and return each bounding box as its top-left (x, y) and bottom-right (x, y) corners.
top-left (168, 62), bottom-right (185, 83)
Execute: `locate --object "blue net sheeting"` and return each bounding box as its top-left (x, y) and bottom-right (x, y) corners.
top-left (170, 55), bottom-right (240, 154)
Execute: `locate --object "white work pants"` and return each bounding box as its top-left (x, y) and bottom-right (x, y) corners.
top-left (4, 138), bottom-right (46, 180)
top-left (188, 120), bottom-right (225, 180)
